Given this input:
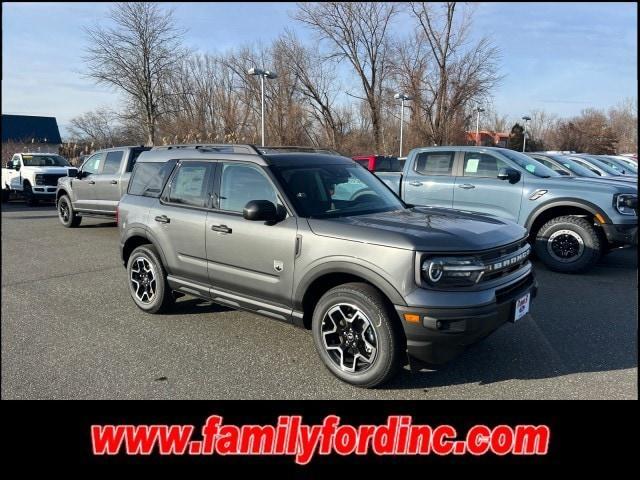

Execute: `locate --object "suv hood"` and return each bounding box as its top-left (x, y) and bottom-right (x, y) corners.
top-left (543, 175), bottom-right (637, 192)
top-left (571, 176), bottom-right (638, 188)
top-left (307, 207), bottom-right (527, 252)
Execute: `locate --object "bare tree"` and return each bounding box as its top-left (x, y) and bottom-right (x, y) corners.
top-left (294, 2), bottom-right (399, 151)
top-left (275, 31), bottom-right (347, 149)
top-left (407, 2), bottom-right (502, 145)
top-left (527, 109), bottom-right (559, 150)
top-left (68, 108), bottom-right (124, 148)
top-left (608, 97), bottom-right (637, 153)
top-left (83, 2), bottom-right (186, 146)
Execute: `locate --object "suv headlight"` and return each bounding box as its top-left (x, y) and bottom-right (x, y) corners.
top-left (35, 174), bottom-right (45, 185)
top-left (615, 194), bottom-right (637, 215)
top-left (421, 256), bottom-right (486, 287)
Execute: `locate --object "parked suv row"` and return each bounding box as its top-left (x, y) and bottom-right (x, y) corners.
top-left (117, 144), bottom-right (537, 387)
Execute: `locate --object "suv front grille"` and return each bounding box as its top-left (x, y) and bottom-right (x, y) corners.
top-left (477, 239), bottom-right (531, 283)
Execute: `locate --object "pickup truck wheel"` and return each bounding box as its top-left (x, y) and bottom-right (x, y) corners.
top-left (127, 244), bottom-right (174, 314)
top-left (23, 182), bottom-right (38, 206)
top-left (57, 195), bottom-right (81, 227)
top-left (1, 189), bottom-right (9, 203)
top-left (534, 216), bottom-right (601, 273)
top-left (312, 282), bottom-right (403, 388)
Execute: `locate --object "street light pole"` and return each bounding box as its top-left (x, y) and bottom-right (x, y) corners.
top-left (260, 74), bottom-right (265, 147)
top-left (248, 67), bottom-right (278, 147)
top-left (475, 106), bottom-right (485, 146)
top-left (521, 115), bottom-right (531, 152)
top-left (394, 93), bottom-right (412, 157)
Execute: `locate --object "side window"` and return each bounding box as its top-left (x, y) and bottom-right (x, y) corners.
top-left (102, 151), bottom-right (124, 175)
top-left (82, 153), bottom-right (103, 175)
top-left (462, 152), bottom-right (509, 177)
top-left (414, 152), bottom-right (455, 175)
top-left (219, 163), bottom-right (278, 213)
top-left (126, 149), bottom-right (146, 172)
top-left (128, 161), bottom-right (177, 197)
top-left (167, 162), bottom-right (212, 208)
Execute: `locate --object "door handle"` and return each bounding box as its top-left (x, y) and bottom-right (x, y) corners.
top-left (458, 184), bottom-right (476, 189)
top-left (409, 181), bottom-right (422, 187)
top-left (210, 224), bottom-right (232, 234)
top-left (154, 215), bottom-right (170, 224)
top-left (88, 180), bottom-right (95, 185)
top-left (110, 180), bottom-right (118, 184)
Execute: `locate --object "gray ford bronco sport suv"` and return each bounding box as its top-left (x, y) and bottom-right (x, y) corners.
top-left (118, 144), bottom-right (538, 387)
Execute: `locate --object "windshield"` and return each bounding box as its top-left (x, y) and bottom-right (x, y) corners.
top-left (574, 155), bottom-right (623, 176)
top-left (552, 155), bottom-right (600, 177)
top-left (272, 163), bottom-right (405, 218)
top-left (21, 154), bottom-right (70, 167)
top-left (499, 149), bottom-right (559, 177)
top-left (601, 156), bottom-right (638, 174)
top-left (612, 156), bottom-right (639, 172)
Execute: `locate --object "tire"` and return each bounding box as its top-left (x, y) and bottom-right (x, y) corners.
top-left (57, 195), bottom-right (81, 227)
top-left (23, 182), bottom-right (38, 206)
top-left (534, 215), bottom-right (602, 273)
top-left (311, 282), bottom-right (404, 388)
top-left (126, 244), bottom-right (174, 314)
top-left (1, 189), bottom-right (9, 203)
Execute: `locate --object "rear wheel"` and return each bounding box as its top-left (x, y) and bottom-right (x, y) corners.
top-left (57, 195), bottom-right (81, 227)
top-left (127, 244), bottom-right (174, 314)
top-left (534, 216), bottom-right (602, 273)
top-left (23, 182), bottom-right (38, 206)
top-left (1, 189), bottom-right (9, 203)
top-left (312, 282), bottom-right (404, 388)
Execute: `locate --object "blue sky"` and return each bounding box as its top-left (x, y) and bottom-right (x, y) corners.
top-left (2, 2), bottom-right (637, 138)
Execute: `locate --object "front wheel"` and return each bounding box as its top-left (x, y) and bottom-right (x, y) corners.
top-left (23, 182), bottom-right (38, 206)
top-left (127, 244), bottom-right (174, 314)
top-left (1, 189), bottom-right (9, 203)
top-left (57, 195), bottom-right (81, 227)
top-left (534, 216), bottom-right (602, 273)
top-left (312, 282), bottom-right (404, 388)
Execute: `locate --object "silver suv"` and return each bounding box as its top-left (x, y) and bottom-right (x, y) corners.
top-left (118, 144), bottom-right (538, 387)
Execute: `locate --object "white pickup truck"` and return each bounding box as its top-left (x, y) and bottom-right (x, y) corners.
top-left (2, 152), bottom-right (77, 205)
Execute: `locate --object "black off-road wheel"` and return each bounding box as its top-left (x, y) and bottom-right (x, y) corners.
top-left (534, 216), bottom-right (602, 273)
top-left (312, 282), bottom-right (404, 388)
top-left (57, 195), bottom-right (82, 227)
top-left (127, 244), bottom-right (175, 314)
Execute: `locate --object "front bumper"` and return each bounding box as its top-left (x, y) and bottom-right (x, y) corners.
top-left (601, 222), bottom-right (638, 246)
top-left (395, 273), bottom-right (538, 365)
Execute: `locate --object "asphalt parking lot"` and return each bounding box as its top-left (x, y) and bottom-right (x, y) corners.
top-left (1, 200), bottom-right (637, 399)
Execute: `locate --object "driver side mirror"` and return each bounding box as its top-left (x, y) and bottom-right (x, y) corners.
top-left (243, 200), bottom-right (285, 223)
top-left (14, 163), bottom-right (21, 172)
top-left (497, 167), bottom-right (521, 184)
top-left (67, 169), bottom-right (78, 178)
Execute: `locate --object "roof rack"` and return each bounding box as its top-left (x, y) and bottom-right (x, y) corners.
top-left (151, 143), bottom-right (261, 154)
top-left (258, 145), bottom-right (342, 156)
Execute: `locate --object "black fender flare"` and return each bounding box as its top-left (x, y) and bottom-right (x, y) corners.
top-left (121, 226), bottom-right (170, 272)
top-left (294, 261), bottom-right (407, 310)
top-left (524, 197), bottom-right (612, 232)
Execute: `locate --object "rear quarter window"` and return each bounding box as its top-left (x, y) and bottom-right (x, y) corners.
top-left (128, 161), bottom-right (177, 197)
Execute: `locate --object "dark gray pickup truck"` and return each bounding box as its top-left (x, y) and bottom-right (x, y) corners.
top-left (377, 146), bottom-right (637, 273)
top-left (56, 146), bottom-right (150, 227)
